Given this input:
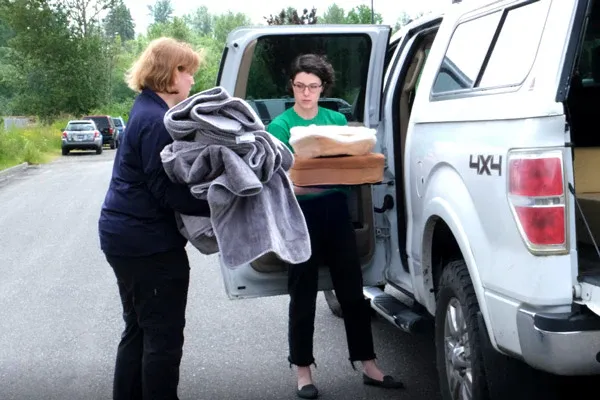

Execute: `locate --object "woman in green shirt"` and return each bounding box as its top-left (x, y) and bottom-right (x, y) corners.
top-left (267, 54), bottom-right (404, 399)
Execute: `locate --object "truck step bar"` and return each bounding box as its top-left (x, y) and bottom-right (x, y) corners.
top-left (363, 286), bottom-right (430, 333)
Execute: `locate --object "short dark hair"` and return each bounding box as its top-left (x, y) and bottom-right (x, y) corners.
top-left (288, 54), bottom-right (335, 96)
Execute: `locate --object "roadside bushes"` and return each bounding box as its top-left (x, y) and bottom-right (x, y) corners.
top-left (0, 118), bottom-right (66, 169)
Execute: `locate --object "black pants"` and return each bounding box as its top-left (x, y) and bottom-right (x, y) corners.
top-left (105, 248), bottom-right (190, 400)
top-left (288, 191), bottom-right (376, 367)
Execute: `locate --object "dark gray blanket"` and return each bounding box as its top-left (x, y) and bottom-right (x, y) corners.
top-left (161, 87), bottom-right (311, 268)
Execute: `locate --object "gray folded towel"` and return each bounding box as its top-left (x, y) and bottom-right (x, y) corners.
top-left (161, 87), bottom-right (311, 269)
top-left (164, 86), bottom-right (265, 141)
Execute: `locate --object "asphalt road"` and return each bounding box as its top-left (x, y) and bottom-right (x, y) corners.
top-left (1, 149), bottom-right (596, 400)
top-left (0, 149), bottom-right (441, 400)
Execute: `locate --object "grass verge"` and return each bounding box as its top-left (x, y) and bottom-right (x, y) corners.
top-left (0, 119), bottom-right (68, 171)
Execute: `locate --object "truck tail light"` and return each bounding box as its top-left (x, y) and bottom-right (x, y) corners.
top-left (507, 150), bottom-right (567, 254)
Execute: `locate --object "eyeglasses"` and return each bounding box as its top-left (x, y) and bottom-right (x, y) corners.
top-left (292, 82), bottom-right (323, 93)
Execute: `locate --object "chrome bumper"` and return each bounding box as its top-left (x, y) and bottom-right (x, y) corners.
top-left (516, 305), bottom-right (600, 375)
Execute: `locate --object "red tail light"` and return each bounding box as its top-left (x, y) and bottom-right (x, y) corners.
top-left (62, 131), bottom-right (67, 138)
top-left (94, 130), bottom-right (99, 138)
top-left (109, 128), bottom-right (114, 134)
top-left (509, 158), bottom-right (563, 196)
top-left (508, 151), bottom-right (567, 254)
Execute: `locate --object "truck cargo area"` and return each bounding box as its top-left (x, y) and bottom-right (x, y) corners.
top-left (567, 0), bottom-right (600, 285)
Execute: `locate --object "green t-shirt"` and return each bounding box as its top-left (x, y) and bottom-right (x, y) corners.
top-left (267, 106), bottom-right (350, 201)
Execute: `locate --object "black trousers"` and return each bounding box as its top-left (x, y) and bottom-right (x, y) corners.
top-left (288, 191), bottom-right (376, 367)
top-left (105, 248), bottom-right (190, 400)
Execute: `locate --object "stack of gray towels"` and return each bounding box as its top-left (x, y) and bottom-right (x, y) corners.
top-left (160, 86), bottom-right (311, 269)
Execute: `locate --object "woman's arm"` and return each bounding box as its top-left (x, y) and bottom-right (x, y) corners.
top-left (141, 121), bottom-right (211, 217)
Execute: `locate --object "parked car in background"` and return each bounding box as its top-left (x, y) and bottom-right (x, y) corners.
top-left (112, 116), bottom-right (126, 148)
top-left (82, 115), bottom-right (116, 149)
top-left (61, 120), bottom-right (103, 155)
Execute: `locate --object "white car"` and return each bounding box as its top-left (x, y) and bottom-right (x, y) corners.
top-left (61, 120), bottom-right (103, 155)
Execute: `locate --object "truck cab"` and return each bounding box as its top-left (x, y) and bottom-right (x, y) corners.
top-left (215, 0), bottom-right (600, 398)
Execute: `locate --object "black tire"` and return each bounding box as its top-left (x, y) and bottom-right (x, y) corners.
top-left (324, 290), bottom-right (344, 318)
top-left (62, 147), bottom-right (69, 156)
top-left (435, 260), bottom-right (489, 400)
top-left (96, 146), bottom-right (103, 155)
top-left (110, 140), bottom-right (115, 150)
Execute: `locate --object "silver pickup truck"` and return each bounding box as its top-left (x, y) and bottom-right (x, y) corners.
top-left (216, 1), bottom-right (600, 398)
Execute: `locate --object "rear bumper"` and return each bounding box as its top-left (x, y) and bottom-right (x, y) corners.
top-left (517, 304), bottom-right (600, 375)
top-left (62, 139), bottom-right (102, 150)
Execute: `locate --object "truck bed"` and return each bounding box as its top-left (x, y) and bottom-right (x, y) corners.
top-left (577, 242), bottom-right (600, 285)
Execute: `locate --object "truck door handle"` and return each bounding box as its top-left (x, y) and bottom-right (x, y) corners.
top-left (374, 195), bottom-right (394, 213)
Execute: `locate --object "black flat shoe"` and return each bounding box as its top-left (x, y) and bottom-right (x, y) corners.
top-left (297, 384), bottom-right (319, 399)
top-left (363, 374), bottom-right (405, 389)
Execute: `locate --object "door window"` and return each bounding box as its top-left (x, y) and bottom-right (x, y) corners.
top-left (432, 0), bottom-right (550, 97)
top-left (432, 11), bottom-right (502, 94)
top-left (243, 34), bottom-right (373, 123)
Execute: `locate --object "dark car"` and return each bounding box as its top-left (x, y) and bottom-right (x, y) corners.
top-left (82, 115), bottom-right (116, 149)
top-left (112, 117), bottom-right (126, 148)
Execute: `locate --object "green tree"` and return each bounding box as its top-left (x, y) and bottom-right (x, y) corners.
top-left (60, 0), bottom-right (117, 37)
top-left (192, 35), bottom-right (223, 93)
top-left (395, 11), bottom-right (412, 30)
top-left (346, 5), bottom-right (382, 24)
top-left (184, 6), bottom-right (213, 36)
top-left (0, 16), bottom-right (13, 46)
top-left (147, 17), bottom-right (192, 42)
top-left (265, 7), bottom-right (318, 25)
top-left (147, 0), bottom-right (173, 24)
top-left (0, 15), bottom-right (15, 113)
top-left (104, 0), bottom-right (135, 40)
top-left (393, 11), bottom-right (428, 33)
top-left (320, 4), bottom-right (345, 24)
top-left (213, 11), bottom-right (252, 44)
top-left (169, 16), bottom-right (192, 42)
top-left (2, 0), bottom-right (110, 120)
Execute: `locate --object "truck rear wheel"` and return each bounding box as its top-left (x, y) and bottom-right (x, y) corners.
top-left (435, 260), bottom-right (489, 400)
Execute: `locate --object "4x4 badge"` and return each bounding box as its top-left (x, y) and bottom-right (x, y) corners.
top-left (469, 155), bottom-right (502, 176)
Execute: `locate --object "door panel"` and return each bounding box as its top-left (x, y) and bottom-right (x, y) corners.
top-left (218, 25), bottom-right (390, 127)
top-left (215, 25), bottom-right (391, 299)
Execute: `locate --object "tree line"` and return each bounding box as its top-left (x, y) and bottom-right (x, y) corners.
top-left (0, 0), bottom-right (423, 122)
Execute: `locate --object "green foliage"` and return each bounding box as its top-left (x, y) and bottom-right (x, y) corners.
top-left (147, 0), bottom-right (173, 24)
top-left (320, 4), bottom-right (345, 24)
top-left (265, 7), bottom-right (318, 25)
top-left (0, 1), bottom-right (427, 129)
top-left (89, 99), bottom-right (134, 120)
top-left (0, 119), bottom-right (65, 169)
top-left (192, 36), bottom-right (224, 93)
top-left (147, 16), bottom-right (192, 42)
top-left (2, 0), bottom-right (111, 121)
top-left (213, 12), bottom-right (252, 44)
top-left (104, 0), bottom-right (135, 40)
top-left (184, 6), bottom-right (213, 36)
top-left (59, 0), bottom-right (117, 38)
top-left (346, 5), bottom-right (382, 24)
top-left (0, 15), bottom-right (14, 46)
